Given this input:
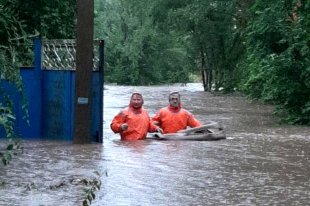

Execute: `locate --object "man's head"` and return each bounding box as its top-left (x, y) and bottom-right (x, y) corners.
top-left (168, 91), bottom-right (181, 108)
top-left (130, 92), bottom-right (144, 109)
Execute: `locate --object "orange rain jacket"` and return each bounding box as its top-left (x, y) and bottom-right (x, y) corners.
top-left (152, 105), bottom-right (202, 134)
top-left (111, 106), bottom-right (158, 141)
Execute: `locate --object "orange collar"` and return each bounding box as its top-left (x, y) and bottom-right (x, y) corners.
top-left (168, 104), bottom-right (182, 112)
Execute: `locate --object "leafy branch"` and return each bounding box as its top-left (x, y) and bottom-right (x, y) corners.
top-left (82, 171), bottom-right (102, 206)
top-left (0, 138), bottom-right (22, 166)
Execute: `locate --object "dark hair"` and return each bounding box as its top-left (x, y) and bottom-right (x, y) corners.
top-left (168, 91), bottom-right (180, 101)
top-left (131, 92), bottom-right (144, 104)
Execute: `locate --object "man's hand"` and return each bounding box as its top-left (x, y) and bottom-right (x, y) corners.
top-left (156, 127), bottom-right (163, 134)
top-left (153, 121), bottom-right (159, 126)
top-left (120, 123), bottom-right (128, 131)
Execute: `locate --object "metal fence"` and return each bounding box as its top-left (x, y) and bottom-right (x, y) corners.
top-left (42, 39), bottom-right (100, 70)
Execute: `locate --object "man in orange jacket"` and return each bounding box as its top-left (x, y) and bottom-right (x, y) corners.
top-left (111, 92), bottom-right (162, 141)
top-left (152, 91), bottom-right (202, 134)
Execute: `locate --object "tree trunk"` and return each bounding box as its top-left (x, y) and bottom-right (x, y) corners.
top-left (200, 49), bottom-right (209, 91)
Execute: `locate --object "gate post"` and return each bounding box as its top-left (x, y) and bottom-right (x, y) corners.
top-left (33, 37), bottom-right (43, 138)
top-left (74, 0), bottom-right (94, 143)
top-left (98, 40), bottom-right (104, 143)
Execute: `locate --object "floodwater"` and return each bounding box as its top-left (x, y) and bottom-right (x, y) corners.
top-left (1, 83), bottom-right (310, 206)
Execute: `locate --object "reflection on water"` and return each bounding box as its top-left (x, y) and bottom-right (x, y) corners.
top-left (1, 83), bottom-right (310, 206)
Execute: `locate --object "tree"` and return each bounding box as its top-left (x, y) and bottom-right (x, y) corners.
top-left (7, 0), bottom-right (76, 39)
top-left (241, 0), bottom-right (310, 124)
top-left (95, 0), bottom-right (193, 85)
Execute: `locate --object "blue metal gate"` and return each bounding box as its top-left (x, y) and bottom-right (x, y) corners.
top-left (0, 37), bottom-right (103, 142)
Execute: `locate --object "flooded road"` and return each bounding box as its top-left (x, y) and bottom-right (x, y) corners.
top-left (1, 83), bottom-right (310, 205)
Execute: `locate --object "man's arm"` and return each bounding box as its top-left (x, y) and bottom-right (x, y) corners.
top-left (152, 110), bottom-right (161, 126)
top-left (188, 113), bottom-right (202, 128)
top-left (110, 111), bottom-right (125, 133)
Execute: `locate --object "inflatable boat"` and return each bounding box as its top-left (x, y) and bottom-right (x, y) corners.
top-left (150, 121), bottom-right (226, 141)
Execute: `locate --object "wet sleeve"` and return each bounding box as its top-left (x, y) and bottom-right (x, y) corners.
top-left (188, 113), bottom-right (202, 128)
top-left (146, 111), bottom-right (159, 132)
top-left (110, 112), bottom-right (125, 133)
top-left (148, 118), bottom-right (160, 132)
top-left (152, 111), bottom-right (161, 126)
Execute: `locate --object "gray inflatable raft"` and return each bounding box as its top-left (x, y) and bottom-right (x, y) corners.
top-left (150, 121), bottom-right (226, 141)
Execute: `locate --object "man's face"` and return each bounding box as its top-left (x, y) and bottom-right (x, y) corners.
top-left (130, 94), bottom-right (143, 109)
top-left (169, 94), bottom-right (180, 108)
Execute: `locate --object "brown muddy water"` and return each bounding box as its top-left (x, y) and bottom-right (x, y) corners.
top-left (1, 83), bottom-right (310, 206)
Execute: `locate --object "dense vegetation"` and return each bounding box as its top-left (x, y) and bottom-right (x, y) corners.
top-left (95, 0), bottom-right (251, 88)
top-left (241, 0), bottom-right (310, 124)
top-left (0, 0), bottom-right (309, 150)
top-left (94, 0), bottom-right (309, 124)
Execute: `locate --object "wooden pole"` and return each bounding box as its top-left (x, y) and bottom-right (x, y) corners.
top-left (74, 0), bottom-right (94, 143)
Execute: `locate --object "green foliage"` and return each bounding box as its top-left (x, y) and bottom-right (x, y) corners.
top-left (95, 0), bottom-right (193, 85)
top-left (0, 1), bottom-right (21, 138)
top-left (163, 0), bottom-right (251, 91)
top-left (82, 171), bottom-right (102, 206)
top-left (95, 0), bottom-right (247, 86)
top-left (1, 0), bottom-right (30, 165)
top-left (0, 138), bottom-right (22, 166)
top-left (0, 97), bottom-right (23, 166)
top-left (2, 0), bottom-right (307, 127)
top-left (240, 0), bottom-right (310, 124)
top-left (0, 103), bottom-right (15, 138)
top-left (5, 0), bottom-right (76, 39)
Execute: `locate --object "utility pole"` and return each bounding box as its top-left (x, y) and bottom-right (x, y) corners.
top-left (74, 0), bottom-right (94, 143)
